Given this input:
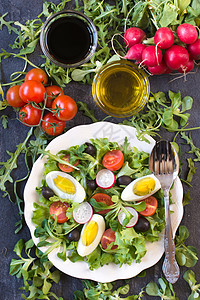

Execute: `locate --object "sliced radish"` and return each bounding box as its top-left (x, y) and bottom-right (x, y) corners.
top-left (118, 206), bottom-right (139, 228)
top-left (96, 169), bottom-right (115, 189)
top-left (73, 202), bottom-right (93, 224)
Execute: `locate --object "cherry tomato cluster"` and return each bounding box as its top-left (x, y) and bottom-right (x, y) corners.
top-left (6, 68), bottom-right (77, 136)
top-left (124, 23), bottom-right (200, 75)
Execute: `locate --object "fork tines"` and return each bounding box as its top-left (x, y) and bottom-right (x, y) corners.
top-left (153, 140), bottom-right (175, 175)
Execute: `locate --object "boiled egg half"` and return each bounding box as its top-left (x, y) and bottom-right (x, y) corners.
top-left (46, 171), bottom-right (85, 203)
top-left (77, 214), bottom-right (105, 256)
top-left (121, 174), bottom-right (161, 202)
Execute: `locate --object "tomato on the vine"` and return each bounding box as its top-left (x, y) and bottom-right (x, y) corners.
top-left (6, 85), bottom-right (26, 107)
top-left (101, 228), bottom-right (118, 250)
top-left (139, 196), bottom-right (158, 217)
top-left (45, 85), bottom-right (64, 108)
top-left (58, 154), bottom-right (79, 172)
top-left (25, 68), bottom-right (48, 84)
top-left (19, 103), bottom-right (42, 126)
top-left (92, 193), bottom-right (113, 214)
top-left (102, 150), bottom-right (124, 171)
top-left (41, 112), bottom-right (65, 136)
top-left (19, 80), bottom-right (46, 103)
top-left (52, 95), bottom-right (77, 121)
top-left (49, 201), bottom-right (69, 223)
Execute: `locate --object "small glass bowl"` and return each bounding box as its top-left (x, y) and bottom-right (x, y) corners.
top-left (40, 10), bottom-right (98, 68)
top-left (92, 60), bottom-right (150, 118)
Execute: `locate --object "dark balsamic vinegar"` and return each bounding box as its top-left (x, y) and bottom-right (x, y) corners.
top-left (46, 17), bottom-right (93, 64)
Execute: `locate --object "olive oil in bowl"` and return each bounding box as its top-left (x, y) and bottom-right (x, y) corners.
top-left (92, 60), bottom-right (150, 117)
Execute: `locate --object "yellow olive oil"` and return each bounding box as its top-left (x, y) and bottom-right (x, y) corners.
top-left (92, 60), bottom-right (150, 117)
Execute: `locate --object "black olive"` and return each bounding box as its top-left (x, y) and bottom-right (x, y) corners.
top-left (41, 186), bottom-right (55, 200)
top-left (116, 175), bottom-right (132, 186)
top-left (86, 179), bottom-right (97, 191)
top-left (134, 216), bottom-right (150, 232)
top-left (67, 229), bottom-right (80, 242)
top-left (84, 142), bottom-right (96, 157)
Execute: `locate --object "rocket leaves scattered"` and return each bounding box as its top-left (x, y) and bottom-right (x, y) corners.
top-left (9, 239), bottom-right (63, 300)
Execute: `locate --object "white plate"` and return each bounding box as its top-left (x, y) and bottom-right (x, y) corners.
top-left (24, 122), bottom-right (183, 283)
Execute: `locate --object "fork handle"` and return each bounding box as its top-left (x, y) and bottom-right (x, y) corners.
top-left (162, 189), bottom-right (180, 284)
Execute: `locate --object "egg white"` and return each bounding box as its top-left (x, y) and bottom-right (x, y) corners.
top-left (121, 174), bottom-right (161, 202)
top-left (77, 214), bottom-right (105, 257)
top-left (46, 171), bottom-right (85, 203)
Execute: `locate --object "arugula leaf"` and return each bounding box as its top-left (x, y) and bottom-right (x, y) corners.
top-left (0, 114), bottom-right (8, 128)
top-left (0, 127), bottom-right (33, 192)
top-left (180, 132), bottom-right (200, 162)
top-left (0, 12), bottom-right (19, 34)
top-left (182, 191), bottom-right (192, 206)
top-left (78, 101), bottom-right (99, 123)
top-left (186, 158), bottom-right (196, 183)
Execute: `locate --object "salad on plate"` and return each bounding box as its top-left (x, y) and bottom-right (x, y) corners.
top-left (24, 122), bottom-right (183, 282)
top-left (32, 136), bottom-right (166, 270)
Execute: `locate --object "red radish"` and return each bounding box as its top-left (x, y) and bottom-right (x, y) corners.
top-left (164, 45), bottom-right (189, 70)
top-left (154, 27), bottom-right (174, 49)
top-left (124, 27), bottom-right (146, 48)
top-left (125, 43), bottom-right (146, 61)
top-left (177, 60), bottom-right (194, 73)
top-left (73, 202), bottom-right (93, 224)
top-left (177, 23), bottom-right (198, 44)
top-left (118, 206), bottom-right (138, 228)
top-left (187, 39), bottom-right (200, 60)
top-left (96, 169), bottom-right (115, 189)
top-left (142, 45), bottom-right (163, 67)
top-left (148, 60), bottom-right (169, 75)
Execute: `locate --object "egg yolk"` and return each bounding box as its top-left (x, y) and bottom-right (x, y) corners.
top-left (133, 177), bottom-right (155, 196)
top-left (53, 175), bottom-right (76, 194)
top-left (82, 221), bottom-right (98, 246)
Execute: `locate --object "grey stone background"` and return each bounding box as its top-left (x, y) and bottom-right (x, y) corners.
top-left (0, 1), bottom-right (200, 299)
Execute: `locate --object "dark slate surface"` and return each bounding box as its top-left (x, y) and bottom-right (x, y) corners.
top-left (0, 1), bottom-right (200, 299)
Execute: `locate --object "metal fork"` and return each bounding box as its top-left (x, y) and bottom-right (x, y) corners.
top-left (149, 140), bottom-right (180, 284)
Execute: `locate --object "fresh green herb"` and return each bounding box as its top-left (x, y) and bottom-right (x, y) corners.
top-left (0, 12), bottom-right (19, 34)
top-left (122, 91), bottom-right (195, 142)
top-left (182, 191), bottom-right (192, 207)
top-left (9, 239), bottom-right (63, 300)
top-left (175, 225), bottom-right (198, 268)
top-left (180, 132), bottom-right (200, 162)
top-left (0, 127), bottom-right (33, 194)
top-left (0, 83), bottom-right (7, 109)
top-left (74, 280), bottom-right (144, 300)
top-left (186, 158), bottom-right (196, 183)
top-left (183, 270), bottom-right (200, 300)
top-left (0, 114), bottom-right (8, 128)
top-left (78, 101), bottom-right (99, 123)
top-left (145, 277), bottom-right (178, 299)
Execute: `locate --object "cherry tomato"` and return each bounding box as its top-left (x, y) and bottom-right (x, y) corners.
top-left (19, 80), bottom-right (46, 103)
top-left (139, 196), bottom-right (158, 217)
top-left (49, 201), bottom-right (69, 223)
top-left (41, 112), bottom-right (65, 136)
top-left (58, 154), bottom-right (79, 173)
top-left (52, 95), bottom-right (77, 121)
top-left (92, 193), bottom-right (113, 214)
top-left (45, 85), bottom-right (64, 108)
top-left (25, 68), bottom-right (48, 84)
top-left (19, 103), bottom-right (42, 126)
top-left (6, 85), bottom-right (26, 107)
top-left (101, 228), bottom-right (118, 250)
top-left (102, 150), bottom-right (124, 171)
